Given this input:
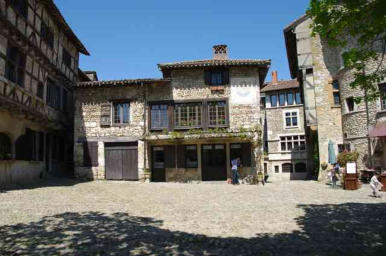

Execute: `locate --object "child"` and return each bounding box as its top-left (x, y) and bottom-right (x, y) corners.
top-left (370, 172), bottom-right (383, 198)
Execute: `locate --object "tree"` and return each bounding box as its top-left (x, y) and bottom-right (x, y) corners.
top-left (307, 0), bottom-right (386, 102)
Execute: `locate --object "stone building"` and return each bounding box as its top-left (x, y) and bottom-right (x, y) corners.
top-left (0, 0), bottom-right (89, 184)
top-left (261, 71), bottom-right (308, 180)
top-left (284, 15), bottom-right (385, 173)
top-left (74, 45), bottom-right (271, 182)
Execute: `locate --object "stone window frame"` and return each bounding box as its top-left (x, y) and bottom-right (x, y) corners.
top-left (174, 102), bottom-right (203, 129)
top-left (279, 134), bottom-right (306, 152)
top-left (331, 80), bottom-right (341, 106)
top-left (345, 97), bottom-right (356, 113)
top-left (283, 109), bottom-right (299, 129)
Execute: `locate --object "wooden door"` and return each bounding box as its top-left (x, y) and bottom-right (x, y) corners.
top-left (201, 144), bottom-right (226, 181)
top-left (105, 142), bottom-right (138, 180)
top-left (152, 146), bottom-right (166, 182)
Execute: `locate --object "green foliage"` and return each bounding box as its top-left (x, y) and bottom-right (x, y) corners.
top-left (307, 0), bottom-right (386, 102)
top-left (337, 151), bottom-right (359, 167)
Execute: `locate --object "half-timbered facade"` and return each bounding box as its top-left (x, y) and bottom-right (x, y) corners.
top-left (0, 0), bottom-right (89, 184)
top-left (74, 45), bottom-right (270, 182)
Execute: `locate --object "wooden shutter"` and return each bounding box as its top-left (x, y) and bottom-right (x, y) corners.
top-left (222, 69), bottom-right (229, 84)
top-left (164, 145), bottom-right (176, 168)
top-left (83, 141), bottom-right (98, 167)
top-left (241, 143), bottom-right (251, 167)
top-left (204, 70), bottom-right (211, 85)
top-left (100, 103), bottom-right (112, 126)
top-left (176, 145), bottom-right (185, 168)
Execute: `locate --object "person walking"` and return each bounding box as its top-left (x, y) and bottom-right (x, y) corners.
top-left (331, 167), bottom-right (338, 189)
top-left (231, 157), bottom-right (240, 185)
top-left (370, 172), bottom-right (383, 198)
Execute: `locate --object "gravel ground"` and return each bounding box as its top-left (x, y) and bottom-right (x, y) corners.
top-left (0, 178), bottom-right (385, 255)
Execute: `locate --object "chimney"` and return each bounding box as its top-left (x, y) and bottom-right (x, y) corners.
top-left (213, 45), bottom-right (228, 60)
top-left (271, 71), bottom-right (278, 84)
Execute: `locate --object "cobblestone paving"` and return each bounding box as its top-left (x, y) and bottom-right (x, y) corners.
top-left (0, 179), bottom-right (385, 255)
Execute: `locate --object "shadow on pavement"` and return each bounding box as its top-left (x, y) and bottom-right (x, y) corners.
top-left (0, 177), bottom-right (90, 194)
top-left (0, 203), bottom-right (385, 255)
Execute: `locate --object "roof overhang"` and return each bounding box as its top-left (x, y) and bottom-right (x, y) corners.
top-left (41, 0), bottom-right (89, 55)
top-left (76, 78), bottom-right (170, 88)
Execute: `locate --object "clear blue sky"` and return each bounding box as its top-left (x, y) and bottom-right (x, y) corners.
top-left (56, 0), bottom-right (310, 82)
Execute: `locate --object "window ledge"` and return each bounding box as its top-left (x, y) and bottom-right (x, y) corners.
top-left (284, 127), bottom-right (300, 129)
top-left (331, 105), bottom-right (341, 108)
top-left (343, 110), bottom-right (366, 116)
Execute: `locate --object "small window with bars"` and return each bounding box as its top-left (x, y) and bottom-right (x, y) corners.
top-left (208, 101), bottom-right (227, 127)
top-left (113, 103), bottom-right (130, 124)
top-left (151, 104), bottom-right (168, 129)
top-left (280, 135), bottom-right (306, 152)
top-left (174, 103), bottom-right (202, 128)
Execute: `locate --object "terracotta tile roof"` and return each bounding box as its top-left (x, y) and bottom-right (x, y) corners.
top-left (158, 59), bottom-right (271, 70)
top-left (76, 78), bottom-right (170, 88)
top-left (41, 0), bottom-right (89, 55)
top-left (260, 79), bottom-right (299, 92)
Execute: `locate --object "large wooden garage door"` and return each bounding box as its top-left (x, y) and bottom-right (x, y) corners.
top-left (105, 142), bottom-right (138, 180)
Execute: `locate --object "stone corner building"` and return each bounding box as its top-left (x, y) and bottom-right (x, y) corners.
top-left (284, 15), bottom-right (386, 173)
top-left (0, 0), bottom-right (89, 184)
top-left (74, 45), bottom-right (271, 182)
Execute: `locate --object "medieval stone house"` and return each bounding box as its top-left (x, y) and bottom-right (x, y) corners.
top-left (0, 0), bottom-right (89, 184)
top-left (284, 15), bottom-right (386, 172)
top-left (261, 71), bottom-right (309, 180)
top-left (74, 45), bottom-right (271, 182)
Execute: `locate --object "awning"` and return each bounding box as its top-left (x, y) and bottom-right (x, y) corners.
top-left (369, 122), bottom-right (386, 137)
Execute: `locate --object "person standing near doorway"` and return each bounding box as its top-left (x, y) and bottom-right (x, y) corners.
top-left (370, 172), bottom-right (383, 198)
top-left (231, 157), bottom-right (240, 185)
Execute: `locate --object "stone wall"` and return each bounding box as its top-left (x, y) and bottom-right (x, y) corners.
top-left (74, 85), bottom-right (146, 180)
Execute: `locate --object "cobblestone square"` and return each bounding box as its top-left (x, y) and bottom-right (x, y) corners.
top-left (1, 179), bottom-right (385, 255)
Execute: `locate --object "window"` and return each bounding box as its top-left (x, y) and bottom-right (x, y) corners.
top-left (41, 21), bottom-right (54, 49)
top-left (333, 92), bottom-right (340, 105)
top-left (174, 102), bottom-right (202, 128)
top-left (279, 93), bottom-right (286, 106)
top-left (205, 69), bottom-right (229, 85)
top-left (151, 104), bottom-right (168, 129)
top-left (10, 0), bottom-right (28, 18)
top-left (379, 83), bottom-right (386, 110)
top-left (274, 165), bottom-right (279, 173)
top-left (62, 48), bottom-right (71, 68)
top-left (346, 97), bottom-right (355, 112)
top-left (282, 163), bottom-right (293, 173)
top-left (0, 133), bottom-right (12, 160)
top-left (338, 144), bottom-right (351, 153)
top-left (230, 143), bottom-right (251, 167)
top-left (152, 147), bottom-right (165, 168)
top-left (208, 101), bottom-right (227, 127)
top-left (285, 111), bottom-right (298, 128)
top-left (37, 82), bottom-right (44, 99)
top-left (185, 145), bottom-right (198, 168)
top-left (287, 92), bottom-right (294, 105)
top-left (295, 91), bottom-right (302, 104)
top-left (260, 97), bottom-right (266, 109)
top-left (280, 135), bottom-right (306, 151)
top-left (270, 94), bottom-right (277, 107)
top-left (46, 79), bottom-right (61, 109)
top-left (5, 46), bottom-right (26, 87)
top-left (113, 103), bottom-right (130, 124)
top-left (306, 68), bottom-right (313, 75)
top-left (332, 80), bottom-right (340, 105)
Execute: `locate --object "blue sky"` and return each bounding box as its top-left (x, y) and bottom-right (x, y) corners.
top-left (56, 0), bottom-right (310, 81)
